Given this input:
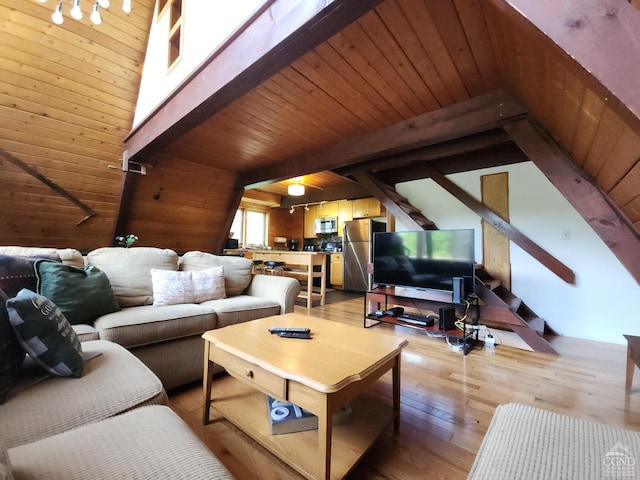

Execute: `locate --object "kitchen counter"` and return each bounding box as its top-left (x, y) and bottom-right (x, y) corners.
top-left (252, 251), bottom-right (327, 309)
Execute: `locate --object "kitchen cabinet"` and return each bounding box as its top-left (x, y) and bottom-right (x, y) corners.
top-left (303, 204), bottom-right (318, 238)
top-left (316, 201), bottom-right (338, 218)
top-left (337, 200), bottom-right (352, 237)
top-left (352, 198), bottom-right (385, 218)
top-left (330, 253), bottom-right (344, 290)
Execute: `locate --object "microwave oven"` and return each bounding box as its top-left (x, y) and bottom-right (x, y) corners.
top-left (315, 217), bottom-right (338, 234)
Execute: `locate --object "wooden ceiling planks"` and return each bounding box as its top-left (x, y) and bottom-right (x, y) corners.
top-left (0, 0), bottom-right (154, 250)
top-left (2, 0), bottom-right (640, 254)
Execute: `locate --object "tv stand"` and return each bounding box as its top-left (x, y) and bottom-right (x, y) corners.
top-left (364, 286), bottom-right (480, 355)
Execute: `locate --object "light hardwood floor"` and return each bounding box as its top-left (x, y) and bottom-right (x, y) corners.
top-left (168, 296), bottom-right (640, 479)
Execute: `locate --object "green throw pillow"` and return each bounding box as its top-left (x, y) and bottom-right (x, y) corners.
top-left (35, 260), bottom-right (120, 325)
top-left (6, 289), bottom-right (83, 378)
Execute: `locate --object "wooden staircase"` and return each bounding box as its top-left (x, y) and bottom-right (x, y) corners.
top-left (373, 182), bottom-right (558, 354)
top-left (474, 268), bottom-right (557, 354)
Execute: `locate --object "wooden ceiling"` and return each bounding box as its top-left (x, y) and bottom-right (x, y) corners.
top-left (1, 0), bottom-right (640, 267)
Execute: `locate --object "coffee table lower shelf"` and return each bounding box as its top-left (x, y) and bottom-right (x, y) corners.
top-left (208, 375), bottom-right (393, 480)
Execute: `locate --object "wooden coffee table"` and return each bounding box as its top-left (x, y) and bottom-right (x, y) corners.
top-left (202, 313), bottom-right (408, 480)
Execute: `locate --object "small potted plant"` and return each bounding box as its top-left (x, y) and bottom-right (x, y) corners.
top-left (115, 234), bottom-right (138, 248)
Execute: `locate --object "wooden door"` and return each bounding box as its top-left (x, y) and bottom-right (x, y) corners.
top-left (481, 173), bottom-right (511, 290)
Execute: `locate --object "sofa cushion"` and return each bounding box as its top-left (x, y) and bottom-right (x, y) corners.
top-left (0, 247), bottom-right (83, 268)
top-left (180, 251), bottom-right (253, 296)
top-left (35, 261), bottom-right (120, 325)
top-left (71, 323), bottom-right (100, 342)
top-left (0, 441), bottom-right (13, 480)
top-left (151, 266), bottom-right (225, 306)
top-left (8, 406), bottom-right (233, 480)
top-left (6, 289), bottom-right (84, 378)
top-left (0, 254), bottom-right (59, 298)
top-left (93, 304), bottom-right (217, 348)
top-left (0, 290), bottom-right (24, 405)
top-left (0, 340), bottom-right (167, 449)
top-left (87, 247), bottom-right (179, 307)
top-left (200, 295), bottom-right (280, 328)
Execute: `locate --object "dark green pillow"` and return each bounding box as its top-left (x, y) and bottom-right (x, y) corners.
top-left (35, 260), bottom-right (120, 325)
top-left (6, 289), bottom-right (83, 378)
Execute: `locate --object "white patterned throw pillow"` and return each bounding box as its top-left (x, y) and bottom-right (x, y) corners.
top-left (151, 266), bottom-right (225, 306)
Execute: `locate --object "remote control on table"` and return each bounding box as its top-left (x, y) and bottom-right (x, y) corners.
top-left (268, 327), bottom-right (311, 334)
top-left (277, 331), bottom-right (312, 339)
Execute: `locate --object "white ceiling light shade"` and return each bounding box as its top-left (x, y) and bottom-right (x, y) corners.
top-left (51, 2), bottom-right (64, 24)
top-left (287, 184), bottom-right (305, 196)
top-left (90, 2), bottom-right (102, 24)
top-left (70, 0), bottom-right (83, 20)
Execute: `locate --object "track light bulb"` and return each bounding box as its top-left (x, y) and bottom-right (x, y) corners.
top-left (122, 0), bottom-right (131, 13)
top-left (51, 2), bottom-right (64, 24)
top-left (71, 0), bottom-right (83, 20)
top-left (90, 2), bottom-right (102, 24)
top-left (97, 0), bottom-right (109, 7)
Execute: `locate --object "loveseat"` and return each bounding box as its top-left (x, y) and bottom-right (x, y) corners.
top-left (0, 246), bottom-right (301, 390)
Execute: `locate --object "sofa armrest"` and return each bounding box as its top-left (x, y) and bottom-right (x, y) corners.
top-left (245, 274), bottom-right (301, 314)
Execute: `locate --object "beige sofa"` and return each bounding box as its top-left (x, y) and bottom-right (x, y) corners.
top-left (0, 246), bottom-right (301, 390)
top-left (0, 340), bottom-right (233, 479)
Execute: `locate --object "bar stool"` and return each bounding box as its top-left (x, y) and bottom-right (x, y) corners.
top-left (263, 260), bottom-right (285, 276)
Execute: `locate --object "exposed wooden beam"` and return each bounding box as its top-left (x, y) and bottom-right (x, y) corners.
top-left (503, 117), bottom-right (640, 285)
top-left (0, 147), bottom-right (96, 226)
top-left (351, 172), bottom-right (434, 230)
top-left (345, 142), bottom-right (528, 186)
top-left (241, 189), bottom-right (281, 207)
top-left (337, 129), bottom-right (513, 177)
top-left (125, 0), bottom-right (384, 161)
top-left (419, 163), bottom-right (576, 284)
top-left (238, 90), bottom-right (528, 189)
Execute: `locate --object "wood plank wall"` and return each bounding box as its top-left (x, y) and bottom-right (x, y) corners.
top-left (483, 0), bottom-right (640, 230)
top-left (120, 153), bottom-right (240, 253)
top-left (0, 0), bottom-right (154, 251)
top-left (268, 207), bottom-right (304, 249)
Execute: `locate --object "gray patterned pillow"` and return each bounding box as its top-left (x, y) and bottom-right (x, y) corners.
top-left (6, 289), bottom-right (83, 378)
top-left (0, 289), bottom-right (25, 404)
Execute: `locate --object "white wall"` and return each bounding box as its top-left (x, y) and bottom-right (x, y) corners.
top-left (395, 162), bottom-right (640, 345)
top-left (133, 1), bottom-right (265, 126)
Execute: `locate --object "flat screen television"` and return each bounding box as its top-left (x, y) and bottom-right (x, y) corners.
top-left (372, 229), bottom-right (475, 297)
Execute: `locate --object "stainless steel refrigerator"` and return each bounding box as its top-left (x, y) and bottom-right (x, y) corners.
top-left (343, 219), bottom-right (386, 292)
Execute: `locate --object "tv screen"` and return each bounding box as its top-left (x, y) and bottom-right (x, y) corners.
top-left (372, 229), bottom-right (475, 296)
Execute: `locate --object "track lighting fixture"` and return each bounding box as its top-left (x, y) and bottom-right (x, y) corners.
top-left (40, 0), bottom-right (132, 25)
top-left (289, 206), bottom-right (295, 214)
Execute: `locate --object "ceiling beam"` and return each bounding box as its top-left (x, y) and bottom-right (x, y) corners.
top-left (238, 90), bottom-right (528, 189)
top-left (337, 129), bottom-right (513, 177)
top-left (124, 0), bottom-right (384, 161)
top-left (503, 117), bottom-right (640, 285)
top-left (378, 143), bottom-right (529, 185)
top-left (419, 163), bottom-right (576, 284)
top-left (352, 172), bottom-right (435, 230)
